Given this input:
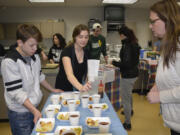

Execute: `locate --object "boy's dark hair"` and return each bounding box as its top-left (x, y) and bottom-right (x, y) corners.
top-left (16, 24), bottom-right (42, 43)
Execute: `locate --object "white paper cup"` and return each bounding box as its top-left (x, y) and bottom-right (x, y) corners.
top-left (99, 121), bottom-right (110, 133)
top-left (93, 104), bottom-right (102, 117)
top-left (69, 114), bottom-right (80, 126)
top-left (81, 95), bottom-right (89, 108)
top-left (68, 100), bottom-right (76, 112)
top-left (73, 91), bottom-right (80, 100)
top-left (92, 94), bottom-right (100, 104)
top-left (51, 95), bottom-right (60, 105)
top-left (46, 109), bottom-right (54, 118)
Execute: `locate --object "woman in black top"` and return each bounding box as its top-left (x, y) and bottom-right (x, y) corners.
top-left (55, 24), bottom-right (91, 92)
top-left (112, 26), bottom-right (141, 130)
top-left (48, 33), bottom-right (66, 64)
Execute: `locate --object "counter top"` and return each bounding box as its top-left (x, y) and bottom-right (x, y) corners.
top-left (42, 68), bottom-right (59, 76)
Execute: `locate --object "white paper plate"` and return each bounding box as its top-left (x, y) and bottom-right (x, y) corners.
top-left (54, 126), bottom-right (83, 135)
top-left (35, 118), bottom-right (55, 132)
top-left (62, 99), bottom-right (80, 107)
top-left (60, 92), bottom-right (74, 100)
top-left (57, 111), bottom-right (80, 121)
top-left (85, 117), bottom-right (111, 128)
top-left (36, 133), bottom-right (54, 135)
top-left (45, 104), bottom-right (61, 115)
top-left (88, 103), bottom-right (109, 111)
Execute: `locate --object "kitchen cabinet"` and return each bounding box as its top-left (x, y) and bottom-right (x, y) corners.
top-left (0, 24), bottom-right (5, 40)
top-left (4, 23), bottom-right (19, 39)
top-left (26, 22), bottom-right (41, 30)
top-left (40, 21), bottom-right (65, 38)
top-left (52, 22), bottom-right (65, 37)
top-left (40, 22), bottom-right (53, 38)
top-left (2, 21), bottom-right (65, 39)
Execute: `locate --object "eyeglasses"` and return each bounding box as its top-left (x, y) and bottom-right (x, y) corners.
top-left (149, 18), bottom-right (160, 25)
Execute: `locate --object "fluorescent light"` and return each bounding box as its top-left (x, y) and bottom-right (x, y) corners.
top-left (28, 0), bottom-right (64, 3)
top-left (103, 0), bottom-right (138, 4)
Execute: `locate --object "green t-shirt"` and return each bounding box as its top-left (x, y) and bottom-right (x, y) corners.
top-left (86, 34), bottom-right (107, 59)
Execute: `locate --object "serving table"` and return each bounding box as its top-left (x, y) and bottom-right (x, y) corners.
top-left (31, 93), bottom-right (127, 135)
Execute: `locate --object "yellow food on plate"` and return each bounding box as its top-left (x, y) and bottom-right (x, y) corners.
top-left (76, 100), bottom-right (80, 105)
top-left (55, 108), bottom-right (59, 114)
top-left (63, 100), bottom-right (68, 106)
top-left (72, 127), bottom-right (82, 135)
top-left (57, 113), bottom-right (69, 120)
top-left (59, 127), bottom-right (82, 135)
top-left (102, 104), bottom-right (108, 110)
top-left (89, 97), bottom-right (93, 101)
top-left (59, 128), bottom-right (66, 135)
top-left (36, 121), bottom-right (53, 132)
top-left (59, 96), bottom-right (63, 101)
top-left (88, 104), bottom-right (93, 109)
top-left (86, 118), bottom-right (99, 127)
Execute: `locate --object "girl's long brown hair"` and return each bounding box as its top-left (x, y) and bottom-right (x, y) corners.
top-left (150, 0), bottom-right (180, 68)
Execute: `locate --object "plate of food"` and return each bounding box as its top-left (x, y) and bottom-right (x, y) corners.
top-left (36, 118), bottom-right (55, 132)
top-left (36, 133), bottom-right (54, 135)
top-left (57, 111), bottom-right (80, 121)
top-left (45, 104), bottom-right (61, 115)
top-left (88, 103), bottom-right (108, 111)
top-left (54, 126), bottom-right (83, 135)
top-left (42, 63), bottom-right (59, 69)
top-left (60, 92), bottom-right (74, 100)
top-left (85, 117), bottom-right (110, 128)
top-left (62, 99), bottom-right (80, 107)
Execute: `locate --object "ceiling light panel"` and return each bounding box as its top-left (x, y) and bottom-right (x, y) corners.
top-left (28, 0), bottom-right (64, 3)
top-left (103, 0), bottom-right (138, 4)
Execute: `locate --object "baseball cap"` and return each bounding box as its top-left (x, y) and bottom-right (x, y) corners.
top-left (92, 23), bottom-right (102, 29)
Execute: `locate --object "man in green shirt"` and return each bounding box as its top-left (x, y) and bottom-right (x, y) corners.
top-left (86, 23), bottom-right (108, 63)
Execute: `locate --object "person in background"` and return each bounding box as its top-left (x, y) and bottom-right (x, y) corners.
top-left (55, 24), bottom-right (91, 92)
top-left (0, 43), bottom-right (6, 56)
top-left (86, 23), bottom-right (108, 63)
top-left (35, 45), bottom-right (48, 61)
top-left (9, 42), bottom-right (48, 61)
top-left (48, 33), bottom-right (66, 64)
top-left (147, 0), bottom-right (180, 135)
top-left (1, 24), bottom-right (63, 135)
top-left (112, 25), bottom-right (141, 130)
